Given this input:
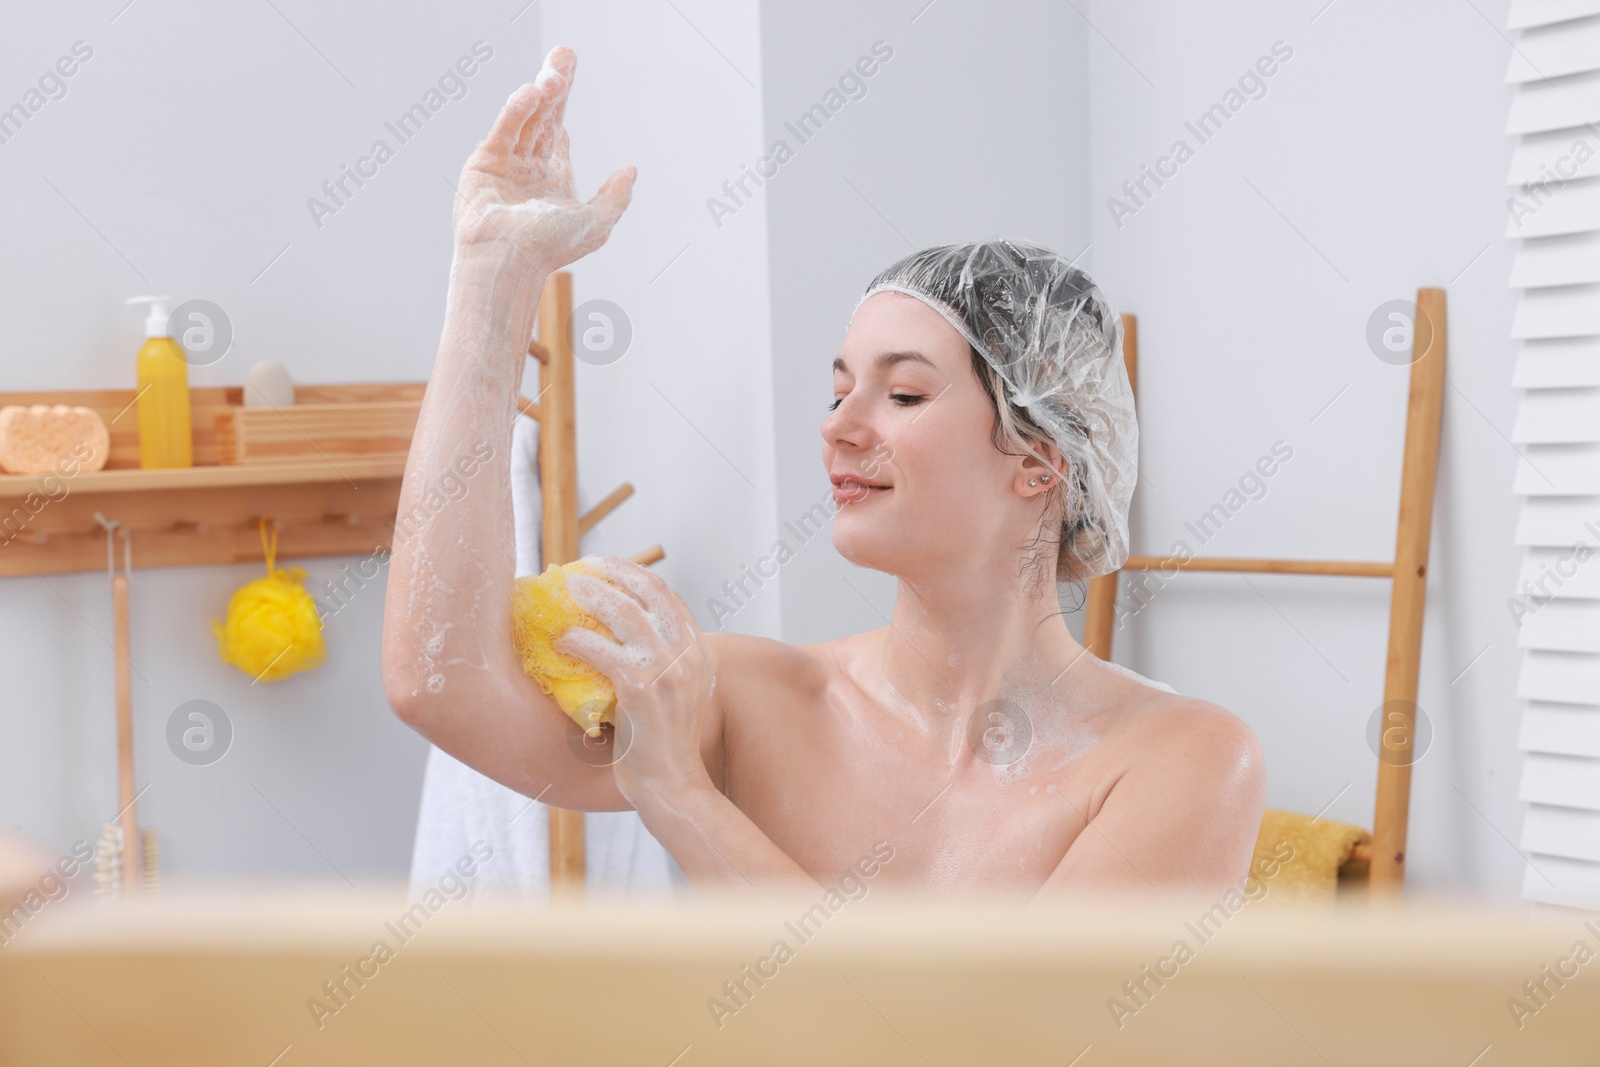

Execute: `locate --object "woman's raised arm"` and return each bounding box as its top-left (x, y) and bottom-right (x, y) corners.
top-left (380, 46), bottom-right (636, 812)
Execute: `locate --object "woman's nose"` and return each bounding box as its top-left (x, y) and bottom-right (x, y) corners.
top-left (821, 392), bottom-right (866, 447)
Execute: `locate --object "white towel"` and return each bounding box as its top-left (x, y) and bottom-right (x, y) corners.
top-left (1097, 658), bottom-right (1180, 694)
top-left (408, 413), bottom-right (686, 902)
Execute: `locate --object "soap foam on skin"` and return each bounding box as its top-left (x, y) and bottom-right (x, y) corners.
top-left (585, 554), bottom-right (681, 647)
top-left (896, 654), bottom-right (1102, 787)
top-left (400, 361), bottom-right (513, 699)
top-left (558, 572), bottom-right (658, 671)
top-left (558, 555), bottom-right (689, 672)
top-left (424, 622), bottom-right (454, 658)
top-left (992, 662), bottom-right (1103, 785)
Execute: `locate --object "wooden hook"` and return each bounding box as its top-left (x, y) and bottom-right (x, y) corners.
top-left (578, 482), bottom-right (635, 537)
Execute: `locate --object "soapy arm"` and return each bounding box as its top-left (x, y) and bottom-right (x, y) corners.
top-left (631, 775), bottom-right (825, 895)
top-left (382, 251), bottom-right (627, 810)
top-left (380, 46), bottom-right (637, 813)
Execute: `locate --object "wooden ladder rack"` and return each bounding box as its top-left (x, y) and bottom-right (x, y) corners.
top-left (1083, 288), bottom-right (1447, 892)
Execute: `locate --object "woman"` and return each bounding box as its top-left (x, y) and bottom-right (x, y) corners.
top-left (381, 45), bottom-right (1265, 906)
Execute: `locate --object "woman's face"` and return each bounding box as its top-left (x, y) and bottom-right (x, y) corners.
top-left (823, 291), bottom-right (1042, 578)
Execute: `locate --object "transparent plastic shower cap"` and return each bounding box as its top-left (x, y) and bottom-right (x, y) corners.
top-left (853, 238), bottom-right (1138, 579)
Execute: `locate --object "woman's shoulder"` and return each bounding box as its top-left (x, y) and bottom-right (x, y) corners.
top-left (700, 631), bottom-right (850, 756)
top-left (702, 630), bottom-right (836, 705)
top-left (703, 629), bottom-right (867, 677)
top-left (1089, 660), bottom-right (1261, 766)
top-left (1128, 696), bottom-right (1263, 792)
top-left (704, 629), bottom-right (821, 670)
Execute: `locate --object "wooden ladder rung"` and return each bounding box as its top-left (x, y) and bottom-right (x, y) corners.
top-left (1119, 555), bottom-right (1396, 578)
top-left (629, 544), bottom-right (665, 568)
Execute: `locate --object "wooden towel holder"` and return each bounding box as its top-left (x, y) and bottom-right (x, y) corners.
top-left (1083, 289), bottom-right (1447, 895)
top-left (522, 272), bottom-right (664, 896)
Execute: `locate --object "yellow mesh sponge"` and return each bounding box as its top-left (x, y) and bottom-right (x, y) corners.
top-left (213, 567), bottom-right (327, 682)
top-left (511, 559), bottom-right (617, 737)
top-left (212, 518), bottom-right (326, 683)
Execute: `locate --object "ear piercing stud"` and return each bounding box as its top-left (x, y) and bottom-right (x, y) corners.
top-left (1028, 474), bottom-right (1052, 486)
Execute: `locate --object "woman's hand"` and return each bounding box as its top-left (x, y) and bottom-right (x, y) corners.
top-left (452, 45), bottom-right (636, 276)
top-left (555, 556), bottom-right (719, 801)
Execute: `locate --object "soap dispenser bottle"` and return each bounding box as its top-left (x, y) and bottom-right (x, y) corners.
top-left (125, 295), bottom-right (193, 469)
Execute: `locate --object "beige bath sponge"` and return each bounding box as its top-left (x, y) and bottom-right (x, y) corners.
top-left (0, 404), bottom-right (110, 474)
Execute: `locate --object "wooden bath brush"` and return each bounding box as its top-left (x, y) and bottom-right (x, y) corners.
top-left (92, 514), bottom-right (159, 899)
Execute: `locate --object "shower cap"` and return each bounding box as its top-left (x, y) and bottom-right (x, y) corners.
top-left (854, 238), bottom-right (1137, 579)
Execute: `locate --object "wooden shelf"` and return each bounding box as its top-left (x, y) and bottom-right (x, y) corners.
top-left (0, 383), bottom-right (420, 577)
top-left (0, 455), bottom-right (406, 498)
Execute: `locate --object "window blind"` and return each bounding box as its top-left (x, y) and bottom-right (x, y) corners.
top-left (1507, 0), bottom-right (1600, 909)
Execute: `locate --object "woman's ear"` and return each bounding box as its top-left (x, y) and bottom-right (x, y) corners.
top-left (1013, 440), bottom-right (1068, 499)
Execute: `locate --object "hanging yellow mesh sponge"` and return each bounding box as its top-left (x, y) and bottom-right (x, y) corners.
top-left (511, 559), bottom-right (618, 737)
top-left (213, 518), bottom-right (326, 682)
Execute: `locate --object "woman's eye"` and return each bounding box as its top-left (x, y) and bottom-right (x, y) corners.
top-left (828, 393), bottom-right (925, 412)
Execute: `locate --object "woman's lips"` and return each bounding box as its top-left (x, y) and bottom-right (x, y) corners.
top-left (834, 483), bottom-right (891, 505)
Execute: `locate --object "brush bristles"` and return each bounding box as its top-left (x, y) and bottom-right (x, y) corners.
top-left (93, 823), bottom-right (123, 901)
top-left (93, 823), bottom-right (160, 899)
top-left (140, 827), bottom-right (160, 894)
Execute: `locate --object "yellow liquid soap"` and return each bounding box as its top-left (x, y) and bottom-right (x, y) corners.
top-left (135, 334), bottom-right (192, 469)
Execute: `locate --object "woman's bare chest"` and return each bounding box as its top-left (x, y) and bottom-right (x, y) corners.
top-left (722, 672), bottom-right (1119, 898)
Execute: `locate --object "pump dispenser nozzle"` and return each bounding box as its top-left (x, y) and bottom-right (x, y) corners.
top-left (125, 295), bottom-right (172, 339)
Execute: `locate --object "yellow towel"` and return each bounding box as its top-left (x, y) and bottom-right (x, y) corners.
top-left (510, 559), bottom-right (618, 738)
top-left (1252, 808), bottom-right (1371, 902)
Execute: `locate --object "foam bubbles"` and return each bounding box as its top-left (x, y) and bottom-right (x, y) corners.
top-left (567, 567), bottom-right (684, 672)
top-left (424, 623), bottom-right (454, 658)
top-left (591, 554), bottom-right (682, 646)
top-left (651, 610), bottom-right (680, 646)
top-left (976, 661), bottom-right (1103, 787)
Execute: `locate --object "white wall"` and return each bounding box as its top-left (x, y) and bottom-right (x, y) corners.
top-left (760, 0), bottom-right (1093, 644)
top-left (536, 0), bottom-right (779, 644)
top-left (1085, 0), bottom-right (1522, 897)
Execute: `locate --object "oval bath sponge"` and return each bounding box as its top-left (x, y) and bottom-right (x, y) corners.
top-left (511, 559), bottom-right (619, 738)
top-left (0, 404), bottom-right (110, 474)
